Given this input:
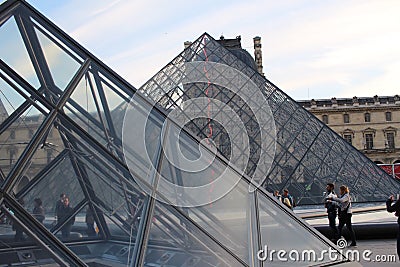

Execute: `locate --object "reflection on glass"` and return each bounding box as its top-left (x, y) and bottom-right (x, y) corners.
top-left (0, 77), bottom-right (29, 123)
top-left (35, 26), bottom-right (82, 92)
top-left (257, 192), bottom-right (341, 266)
top-left (17, 155), bottom-right (85, 234)
top-left (0, 105), bottom-right (47, 179)
top-left (145, 201), bottom-right (246, 267)
top-left (0, 16), bottom-right (40, 88)
top-left (158, 122), bottom-right (251, 264)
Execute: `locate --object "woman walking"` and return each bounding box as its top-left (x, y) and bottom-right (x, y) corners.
top-left (327, 185), bottom-right (357, 247)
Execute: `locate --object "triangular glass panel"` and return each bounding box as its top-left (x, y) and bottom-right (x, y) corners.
top-left (65, 71), bottom-right (109, 147)
top-left (15, 153), bottom-right (86, 232)
top-left (0, 198), bottom-right (80, 266)
top-left (6, 121), bottom-right (66, 191)
top-left (0, 104), bottom-right (47, 179)
top-left (33, 22), bottom-right (82, 92)
top-left (257, 191), bottom-right (347, 266)
top-left (0, 15), bottom-right (40, 88)
top-left (156, 122), bottom-right (252, 264)
top-left (78, 149), bottom-right (148, 241)
top-left (142, 201), bottom-right (246, 267)
top-left (0, 76), bottom-right (30, 125)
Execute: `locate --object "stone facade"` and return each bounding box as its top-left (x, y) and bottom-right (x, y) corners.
top-left (298, 95), bottom-right (400, 164)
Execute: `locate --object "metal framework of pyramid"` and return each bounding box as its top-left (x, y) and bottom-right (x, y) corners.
top-left (0, 0), bottom-right (381, 266)
top-left (138, 35), bottom-right (400, 205)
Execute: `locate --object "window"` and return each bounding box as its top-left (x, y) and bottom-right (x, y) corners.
top-left (47, 150), bottom-right (53, 163)
top-left (387, 132), bottom-right (395, 149)
top-left (343, 114), bottom-right (350, 123)
top-left (364, 113), bottom-right (371, 122)
top-left (9, 148), bottom-right (16, 166)
top-left (322, 115), bottom-right (328, 124)
top-left (386, 112), bottom-right (392, 121)
top-left (365, 133), bottom-right (374, 150)
top-left (344, 134), bottom-right (352, 145)
top-left (28, 129), bottom-right (34, 138)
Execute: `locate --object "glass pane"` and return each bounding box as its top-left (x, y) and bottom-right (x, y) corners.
top-left (257, 191), bottom-right (344, 266)
top-left (0, 16), bottom-right (40, 88)
top-left (79, 152), bottom-right (147, 240)
top-left (34, 26), bottom-right (81, 91)
top-left (123, 96), bottom-right (163, 187)
top-left (0, 199), bottom-right (74, 265)
top-left (9, 122), bottom-right (65, 190)
top-left (65, 73), bottom-right (109, 147)
top-left (17, 154), bottom-right (86, 233)
top-left (0, 76), bottom-right (29, 124)
top-left (144, 201), bottom-right (246, 267)
top-left (157, 123), bottom-right (251, 264)
top-left (0, 105), bottom-right (47, 179)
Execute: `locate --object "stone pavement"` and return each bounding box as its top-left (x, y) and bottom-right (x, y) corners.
top-left (342, 239), bottom-right (398, 266)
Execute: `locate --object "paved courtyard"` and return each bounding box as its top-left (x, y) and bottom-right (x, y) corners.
top-left (343, 239), bottom-right (398, 266)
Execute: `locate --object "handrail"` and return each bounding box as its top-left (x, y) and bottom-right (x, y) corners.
top-left (299, 205), bottom-right (387, 220)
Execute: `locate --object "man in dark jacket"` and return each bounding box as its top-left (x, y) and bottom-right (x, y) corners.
top-left (55, 193), bottom-right (66, 223)
top-left (59, 197), bottom-right (75, 238)
top-left (325, 183), bottom-right (338, 242)
top-left (386, 195), bottom-right (400, 259)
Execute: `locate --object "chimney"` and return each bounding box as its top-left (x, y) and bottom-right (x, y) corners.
top-left (253, 36), bottom-right (264, 76)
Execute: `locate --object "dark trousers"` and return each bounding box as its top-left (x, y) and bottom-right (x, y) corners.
top-left (61, 224), bottom-right (72, 238)
top-left (328, 211), bottom-right (338, 240)
top-left (338, 213), bottom-right (356, 245)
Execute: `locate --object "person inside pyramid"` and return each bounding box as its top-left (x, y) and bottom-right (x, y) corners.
top-left (32, 198), bottom-right (45, 224)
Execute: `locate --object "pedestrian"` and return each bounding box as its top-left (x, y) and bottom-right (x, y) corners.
top-left (386, 194), bottom-right (400, 259)
top-left (59, 197), bottom-right (75, 238)
top-left (281, 189), bottom-right (294, 210)
top-left (327, 185), bottom-right (356, 247)
top-left (55, 193), bottom-right (66, 224)
top-left (85, 206), bottom-right (96, 237)
top-left (13, 198), bottom-right (25, 242)
top-left (324, 183), bottom-right (339, 242)
top-left (273, 190), bottom-right (282, 202)
top-left (32, 198), bottom-right (45, 224)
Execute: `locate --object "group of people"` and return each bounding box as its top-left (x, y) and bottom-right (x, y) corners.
top-left (324, 183), bottom-right (357, 247)
top-left (323, 182), bottom-right (400, 260)
top-left (273, 189), bottom-right (295, 210)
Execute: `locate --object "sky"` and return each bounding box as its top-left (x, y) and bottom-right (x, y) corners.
top-left (7, 0), bottom-right (400, 100)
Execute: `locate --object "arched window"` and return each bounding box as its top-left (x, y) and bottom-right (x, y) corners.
top-left (322, 115), bottom-right (328, 124)
top-left (364, 112), bottom-right (371, 122)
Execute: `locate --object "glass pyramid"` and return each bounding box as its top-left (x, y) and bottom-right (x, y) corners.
top-left (138, 34), bottom-right (400, 205)
top-left (0, 0), bottom-right (362, 266)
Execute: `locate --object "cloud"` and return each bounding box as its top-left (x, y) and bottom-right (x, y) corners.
top-left (32, 0), bottom-right (400, 100)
